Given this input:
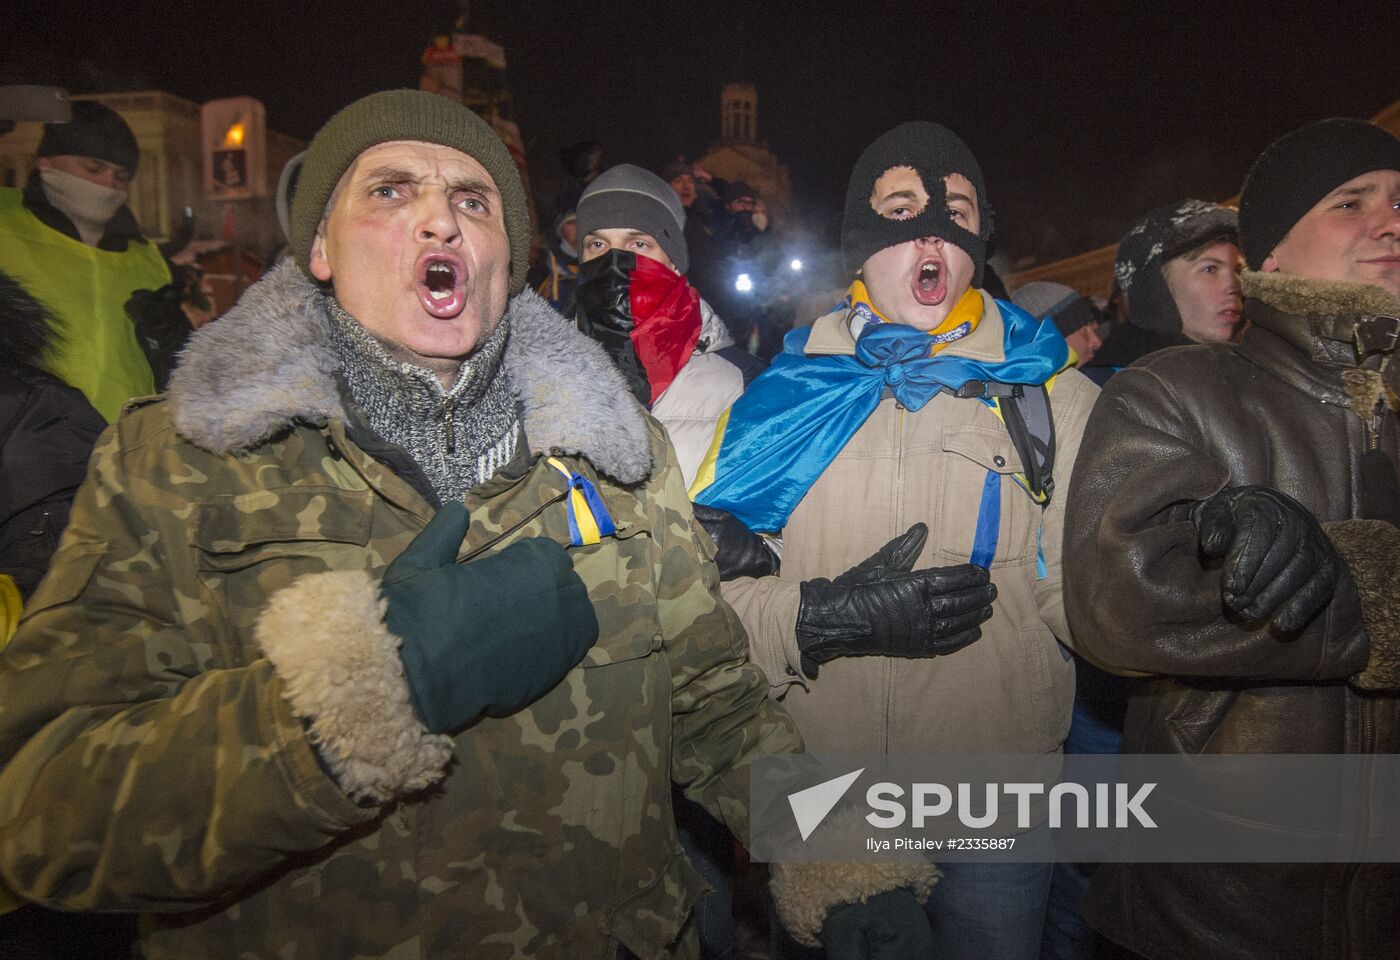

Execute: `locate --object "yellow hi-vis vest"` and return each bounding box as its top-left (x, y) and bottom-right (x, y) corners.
top-left (0, 573), bottom-right (20, 913)
top-left (0, 188), bottom-right (168, 422)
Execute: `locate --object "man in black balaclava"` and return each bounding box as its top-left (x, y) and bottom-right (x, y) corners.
top-left (695, 122), bottom-right (1100, 960)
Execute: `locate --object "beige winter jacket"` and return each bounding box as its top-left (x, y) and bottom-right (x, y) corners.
top-left (722, 293), bottom-right (1099, 756)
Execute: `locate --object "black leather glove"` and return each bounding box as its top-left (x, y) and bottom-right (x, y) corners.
top-left (383, 502), bottom-right (599, 733)
top-left (1192, 484), bottom-right (1340, 632)
top-left (796, 523), bottom-right (996, 677)
top-left (821, 888), bottom-right (933, 959)
top-left (125, 284), bottom-right (193, 391)
top-left (693, 503), bottom-right (779, 581)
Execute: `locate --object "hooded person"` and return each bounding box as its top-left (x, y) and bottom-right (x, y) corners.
top-left (574, 163), bottom-right (766, 485)
top-left (1064, 118), bottom-right (1400, 959)
top-left (0, 99), bottom-right (173, 420)
top-left (1084, 200), bottom-right (1242, 383)
top-left (0, 269), bottom-right (118, 959)
top-left (690, 121), bottom-right (1100, 960)
top-left (530, 207), bottom-right (580, 314)
top-left (0, 89), bottom-right (910, 960)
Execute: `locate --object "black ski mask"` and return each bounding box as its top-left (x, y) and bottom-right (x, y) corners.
top-left (841, 121), bottom-right (994, 286)
top-left (575, 249), bottom-right (651, 406)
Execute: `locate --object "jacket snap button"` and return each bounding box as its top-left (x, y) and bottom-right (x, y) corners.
top-left (993, 455), bottom-right (1006, 467)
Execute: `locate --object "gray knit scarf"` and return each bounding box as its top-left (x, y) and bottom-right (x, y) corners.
top-left (326, 299), bottom-right (520, 503)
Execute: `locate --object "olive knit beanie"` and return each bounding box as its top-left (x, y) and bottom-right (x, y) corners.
top-left (290, 89), bottom-right (530, 294)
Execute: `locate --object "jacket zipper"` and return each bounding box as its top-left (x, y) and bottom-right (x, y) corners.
top-left (885, 402), bottom-right (907, 755)
top-left (324, 422), bottom-right (572, 555)
top-left (1360, 413), bottom-right (1378, 754)
top-left (438, 396), bottom-right (459, 455)
top-left (1344, 411), bottom-right (1381, 960)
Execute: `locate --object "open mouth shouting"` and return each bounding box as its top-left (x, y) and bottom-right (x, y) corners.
top-left (911, 255), bottom-right (948, 306)
top-left (417, 252), bottom-right (468, 318)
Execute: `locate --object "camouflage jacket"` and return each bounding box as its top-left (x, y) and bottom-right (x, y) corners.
top-left (0, 262), bottom-right (802, 960)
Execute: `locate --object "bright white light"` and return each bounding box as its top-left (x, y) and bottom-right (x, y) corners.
top-left (790, 258), bottom-right (803, 272)
top-left (735, 273), bottom-right (754, 293)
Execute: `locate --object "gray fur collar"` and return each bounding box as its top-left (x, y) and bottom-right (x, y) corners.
top-left (1243, 270), bottom-right (1400, 320)
top-left (169, 260), bottom-right (652, 484)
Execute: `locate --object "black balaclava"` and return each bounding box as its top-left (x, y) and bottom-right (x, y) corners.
top-left (1113, 200), bottom-right (1237, 335)
top-left (841, 121), bottom-right (994, 285)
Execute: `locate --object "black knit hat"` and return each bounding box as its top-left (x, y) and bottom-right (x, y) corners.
top-left (723, 180), bottom-right (757, 204)
top-left (659, 159), bottom-right (691, 183)
top-left (290, 90), bottom-right (530, 294)
top-left (1114, 200), bottom-right (1237, 334)
top-left (841, 121), bottom-right (994, 284)
top-left (1239, 118), bottom-right (1400, 270)
top-left (38, 100), bottom-right (139, 174)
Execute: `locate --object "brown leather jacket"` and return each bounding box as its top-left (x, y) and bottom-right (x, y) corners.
top-left (1064, 271), bottom-right (1400, 960)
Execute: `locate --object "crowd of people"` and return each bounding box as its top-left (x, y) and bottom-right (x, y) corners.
top-left (0, 81), bottom-right (1397, 960)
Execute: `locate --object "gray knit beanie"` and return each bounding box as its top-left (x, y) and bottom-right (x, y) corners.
top-left (290, 89), bottom-right (531, 294)
top-left (576, 164), bottom-right (689, 274)
top-left (1011, 281), bottom-right (1101, 337)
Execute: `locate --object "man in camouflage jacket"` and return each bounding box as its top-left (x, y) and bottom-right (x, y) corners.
top-left (0, 92), bottom-right (892, 960)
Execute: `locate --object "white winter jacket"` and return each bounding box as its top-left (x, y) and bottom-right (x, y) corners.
top-left (653, 299), bottom-right (766, 486)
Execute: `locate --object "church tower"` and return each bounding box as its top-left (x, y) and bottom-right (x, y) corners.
top-left (721, 83), bottom-right (758, 144)
top-left (696, 24), bottom-right (791, 219)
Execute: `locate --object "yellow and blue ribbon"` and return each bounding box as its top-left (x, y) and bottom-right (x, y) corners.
top-left (547, 458), bottom-right (616, 546)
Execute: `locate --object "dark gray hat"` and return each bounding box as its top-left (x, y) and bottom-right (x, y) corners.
top-left (39, 100), bottom-right (139, 173)
top-left (576, 163), bottom-right (688, 274)
top-left (1011, 281), bottom-right (1101, 337)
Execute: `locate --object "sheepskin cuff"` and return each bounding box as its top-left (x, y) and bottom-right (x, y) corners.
top-left (1325, 520), bottom-right (1400, 691)
top-left (256, 569), bottom-right (454, 803)
top-left (768, 809), bottom-right (940, 948)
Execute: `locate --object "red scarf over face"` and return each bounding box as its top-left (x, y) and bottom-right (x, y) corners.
top-left (627, 254), bottom-right (703, 404)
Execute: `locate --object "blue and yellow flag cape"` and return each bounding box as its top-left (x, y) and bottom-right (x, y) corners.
top-left (689, 294), bottom-right (1069, 535)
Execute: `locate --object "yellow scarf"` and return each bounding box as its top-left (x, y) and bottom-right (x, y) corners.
top-left (845, 279), bottom-right (983, 356)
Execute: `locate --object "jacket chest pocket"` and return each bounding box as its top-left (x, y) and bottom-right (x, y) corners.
top-left (190, 487), bottom-right (374, 658)
top-left (504, 477), bottom-right (665, 669)
top-left (571, 523), bottom-right (663, 668)
top-left (934, 425), bottom-right (1039, 566)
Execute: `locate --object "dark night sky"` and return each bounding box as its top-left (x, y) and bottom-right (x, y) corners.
top-left (4, 0), bottom-right (1396, 265)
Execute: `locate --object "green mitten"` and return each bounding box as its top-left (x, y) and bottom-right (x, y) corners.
top-left (821, 888), bottom-right (933, 960)
top-left (384, 502), bottom-right (599, 732)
